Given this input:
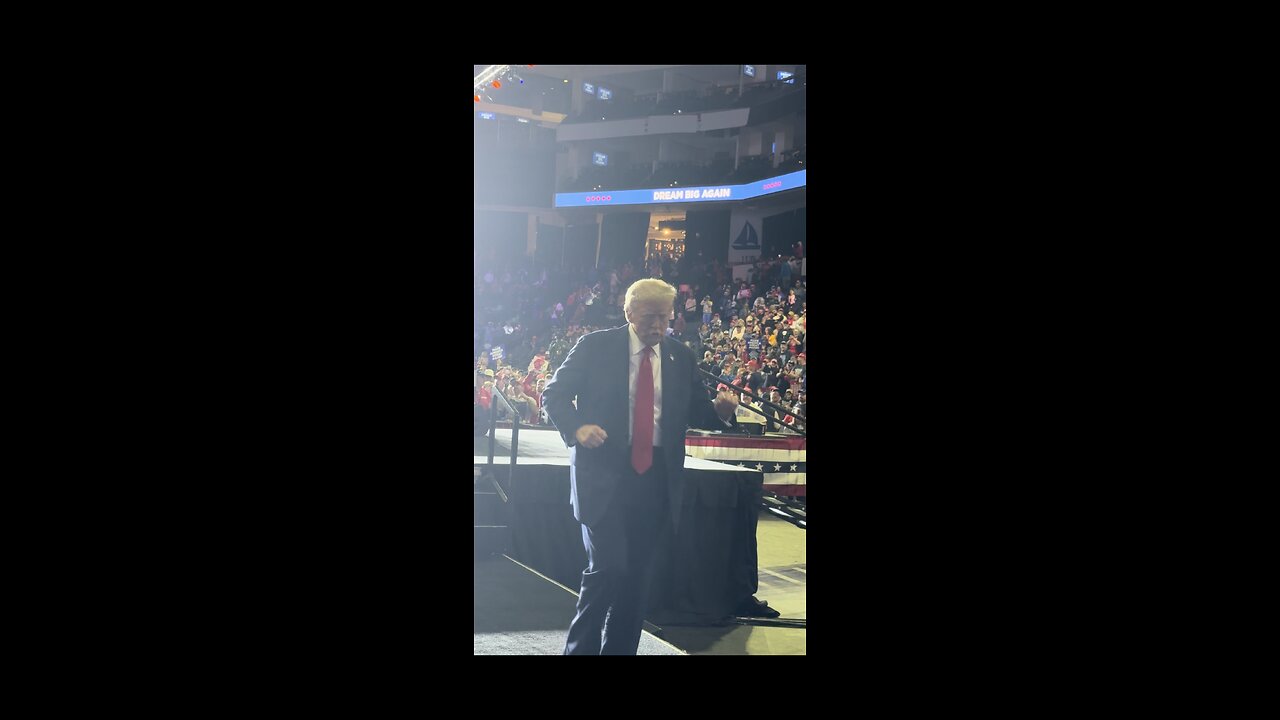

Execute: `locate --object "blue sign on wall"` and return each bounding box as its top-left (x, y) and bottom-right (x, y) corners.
top-left (554, 170), bottom-right (806, 208)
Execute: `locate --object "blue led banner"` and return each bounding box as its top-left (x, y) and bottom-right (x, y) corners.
top-left (554, 169), bottom-right (806, 208)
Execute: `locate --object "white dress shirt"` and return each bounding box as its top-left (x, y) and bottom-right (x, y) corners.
top-left (627, 325), bottom-right (663, 447)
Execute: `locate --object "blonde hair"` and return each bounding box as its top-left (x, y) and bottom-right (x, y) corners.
top-left (623, 278), bottom-right (676, 314)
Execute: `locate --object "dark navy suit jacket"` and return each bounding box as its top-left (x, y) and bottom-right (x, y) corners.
top-left (541, 325), bottom-right (731, 531)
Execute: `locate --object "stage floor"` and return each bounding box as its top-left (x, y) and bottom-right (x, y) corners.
top-left (474, 555), bottom-right (684, 655)
top-left (475, 426), bottom-right (765, 626)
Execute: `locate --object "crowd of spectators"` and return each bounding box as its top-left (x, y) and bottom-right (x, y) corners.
top-left (475, 243), bottom-right (806, 434)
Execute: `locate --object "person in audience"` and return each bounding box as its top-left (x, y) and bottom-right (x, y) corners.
top-left (509, 383), bottom-right (536, 424)
top-left (766, 388), bottom-right (786, 432)
top-left (700, 350), bottom-right (718, 376)
top-left (734, 391), bottom-right (765, 436)
top-left (748, 362), bottom-right (766, 397)
top-left (529, 349), bottom-right (549, 374)
top-left (478, 370), bottom-right (495, 410)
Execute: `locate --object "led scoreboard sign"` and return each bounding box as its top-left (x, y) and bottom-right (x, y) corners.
top-left (555, 170), bottom-right (806, 208)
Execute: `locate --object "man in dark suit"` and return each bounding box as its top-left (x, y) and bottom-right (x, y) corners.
top-left (542, 278), bottom-right (739, 655)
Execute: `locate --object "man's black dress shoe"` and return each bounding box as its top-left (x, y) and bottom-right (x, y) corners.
top-left (737, 595), bottom-right (781, 618)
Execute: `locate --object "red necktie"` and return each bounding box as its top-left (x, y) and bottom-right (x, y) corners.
top-left (632, 347), bottom-right (654, 474)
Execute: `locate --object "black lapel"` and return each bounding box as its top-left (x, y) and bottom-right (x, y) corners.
top-left (660, 336), bottom-right (680, 445)
top-left (611, 325), bottom-right (632, 423)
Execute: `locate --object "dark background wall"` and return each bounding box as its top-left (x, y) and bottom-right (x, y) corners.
top-left (685, 208), bottom-right (731, 264)
top-left (599, 212), bottom-right (649, 270)
top-left (762, 207), bottom-right (806, 259)
top-left (474, 210), bottom-right (527, 268)
top-left (474, 119), bottom-right (557, 208)
top-left (563, 222), bottom-right (599, 275)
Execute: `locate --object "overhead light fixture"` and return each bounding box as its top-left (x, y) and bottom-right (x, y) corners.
top-left (473, 65), bottom-right (510, 94)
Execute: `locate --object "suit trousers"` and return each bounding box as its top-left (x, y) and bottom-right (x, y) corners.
top-left (564, 447), bottom-right (670, 655)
